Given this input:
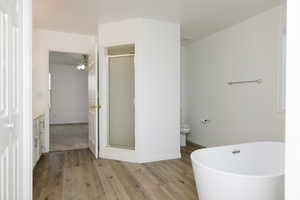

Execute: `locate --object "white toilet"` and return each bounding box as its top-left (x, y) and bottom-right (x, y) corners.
top-left (180, 125), bottom-right (191, 147)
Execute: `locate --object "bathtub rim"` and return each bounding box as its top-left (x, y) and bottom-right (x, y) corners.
top-left (191, 141), bottom-right (284, 179)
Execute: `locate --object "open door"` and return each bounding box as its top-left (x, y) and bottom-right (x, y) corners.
top-left (88, 44), bottom-right (99, 158)
top-left (0, 0), bottom-right (30, 198)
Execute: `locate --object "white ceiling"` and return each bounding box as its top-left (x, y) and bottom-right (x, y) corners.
top-left (33, 0), bottom-right (285, 40)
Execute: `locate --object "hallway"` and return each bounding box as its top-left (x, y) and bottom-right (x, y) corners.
top-left (50, 124), bottom-right (88, 152)
top-left (33, 144), bottom-right (202, 200)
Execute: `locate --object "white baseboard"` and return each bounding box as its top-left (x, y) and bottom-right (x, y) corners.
top-left (187, 136), bottom-right (209, 148)
top-left (50, 122), bottom-right (88, 125)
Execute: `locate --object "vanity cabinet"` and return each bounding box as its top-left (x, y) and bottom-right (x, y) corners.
top-left (33, 115), bottom-right (45, 168)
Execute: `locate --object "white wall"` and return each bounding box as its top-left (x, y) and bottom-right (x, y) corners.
top-left (98, 19), bottom-right (181, 162)
top-left (49, 64), bottom-right (88, 124)
top-left (183, 5), bottom-right (286, 147)
top-left (33, 29), bottom-right (95, 152)
top-left (32, 29), bottom-right (95, 119)
top-left (181, 46), bottom-right (188, 125)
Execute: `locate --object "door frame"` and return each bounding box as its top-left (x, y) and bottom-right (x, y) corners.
top-left (107, 54), bottom-right (135, 149)
top-left (22, 0), bottom-right (33, 199)
top-left (31, 29), bottom-right (96, 154)
top-left (285, 0), bottom-right (300, 199)
top-left (47, 50), bottom-right (91, 153)
top-left (98, 41), bottom-right (138, 162)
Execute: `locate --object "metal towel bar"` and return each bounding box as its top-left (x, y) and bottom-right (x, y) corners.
top-left (228, 79), bottom-right (262, 85)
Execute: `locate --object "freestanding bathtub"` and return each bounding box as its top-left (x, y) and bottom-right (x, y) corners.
top-left (191, 142), bottom-right (284, 200)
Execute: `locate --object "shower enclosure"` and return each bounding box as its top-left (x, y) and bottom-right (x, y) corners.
top-left (98, 19), bottom-right (180, 163)
top-left (107, 44), bottom-right (135, 150)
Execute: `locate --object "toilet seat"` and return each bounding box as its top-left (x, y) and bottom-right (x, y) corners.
top-left (180, 127), bottom-right (191, 134)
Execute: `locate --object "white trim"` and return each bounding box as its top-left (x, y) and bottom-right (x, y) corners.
top-left (101, 40), bottom-right (136, 49)
top-left (107, 54), bottom-right (135, 58)
top-left (277, 28), bottom-right (286, 113)
top-left (45, 48), bottom-right (94, 153)
top-left (101, 147), bottom-right (137, 163)
top-left (285, 0), bottom-right (300, 199)
top-left (99, 43), bottom-right (137, 162)
top-left (22, 0), bottom-right (32, 199)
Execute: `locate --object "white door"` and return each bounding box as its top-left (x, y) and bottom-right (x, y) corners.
top-left (0, 0), bottom-right (23, 199)
top-left (88, 45), bottom-right (99, 158)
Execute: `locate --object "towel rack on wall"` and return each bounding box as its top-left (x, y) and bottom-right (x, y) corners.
top-left (228, 79), bottom-right (262, 86)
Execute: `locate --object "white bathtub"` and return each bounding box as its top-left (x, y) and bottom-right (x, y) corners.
top-left (191, 142), bottom-right (284, 200)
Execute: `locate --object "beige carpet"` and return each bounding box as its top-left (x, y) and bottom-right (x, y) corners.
top-left (50, 123), bottom-right (88, 152)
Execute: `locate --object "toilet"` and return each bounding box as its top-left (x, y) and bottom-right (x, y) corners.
top-left (180, 125), bottom-right (191, 147)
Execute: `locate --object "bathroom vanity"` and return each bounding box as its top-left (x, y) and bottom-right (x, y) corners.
top-left (33, 115), bottom-right (45, 168)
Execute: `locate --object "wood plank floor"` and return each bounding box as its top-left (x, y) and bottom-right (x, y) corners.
top-left (33, 143), bottom-right (202, 200)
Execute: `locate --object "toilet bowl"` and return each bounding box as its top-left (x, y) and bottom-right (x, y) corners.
top-left (180, 125), bottom-right (191, 147)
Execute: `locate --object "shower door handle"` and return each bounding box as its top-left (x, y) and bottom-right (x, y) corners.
top-left (90, 105), bottom-right (101, 109)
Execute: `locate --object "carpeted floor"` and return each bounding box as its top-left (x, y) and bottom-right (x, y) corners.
top-left (50, 123), bottom-right (88, 152)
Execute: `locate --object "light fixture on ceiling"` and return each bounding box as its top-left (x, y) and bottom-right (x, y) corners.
top-left (76, 55), bottom-right (88, 71)
top-left (76, 64), bottom-right (86, 71)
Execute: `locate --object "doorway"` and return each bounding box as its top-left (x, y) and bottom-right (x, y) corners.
top-left (49, 51), bottom-right (89, 151)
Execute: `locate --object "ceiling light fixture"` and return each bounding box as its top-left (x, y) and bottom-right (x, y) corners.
top-left (76, 55), bottom-right (88, 71)
top-left (76, 64), bottom-right (86, 71)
